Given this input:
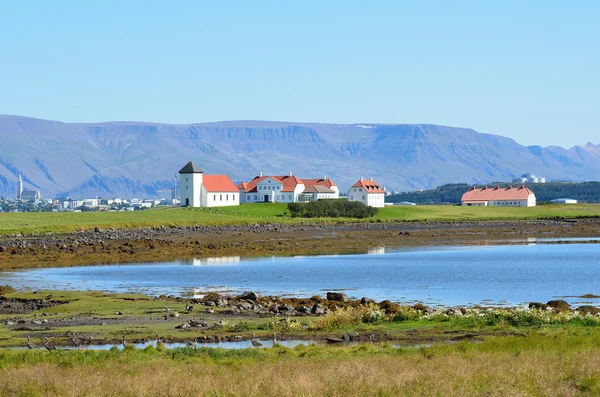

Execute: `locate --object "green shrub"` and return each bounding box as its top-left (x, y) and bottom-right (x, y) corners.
top-left (287, 200), bottom-right (378, 219)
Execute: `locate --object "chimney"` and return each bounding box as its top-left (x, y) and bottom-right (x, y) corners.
top-left (323, 175), bottom-right (327, 180)
top-left (370, 176), bottom-right (373, 181)
top-left (289, 171), bottom-right (292, 177)
top-left (259, 172), bottom-right (263, 177)
top-left (360, 176), bottom-right (363, 181)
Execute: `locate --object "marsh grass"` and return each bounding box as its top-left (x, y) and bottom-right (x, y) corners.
top-left (2, 331), bottom-right (600, 396)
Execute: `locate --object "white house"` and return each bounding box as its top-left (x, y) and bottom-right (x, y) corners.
top-left (238, 173), bottom-right (339, 203)
top-left (179, 161), bottom-right (239, 207)
top-left (461, 185), bottom-right (536, 207)
top-left (347, 177), bottom-right (385, 208)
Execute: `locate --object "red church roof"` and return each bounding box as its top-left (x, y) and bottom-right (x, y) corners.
top-left (352, 179), bottom-right (384, 194)
top-left (461, 185), bottom-right (534, 202)
top-left (202, 175), bottom-right (238, 192)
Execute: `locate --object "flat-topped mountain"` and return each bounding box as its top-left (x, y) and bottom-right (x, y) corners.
top-left (0, 115), bottom-right (598, 198)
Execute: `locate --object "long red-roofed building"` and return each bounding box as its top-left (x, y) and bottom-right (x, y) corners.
top-left (238, 172), bottom-right (339, 203)
top-left (461, 185), bottom-right (536, 207)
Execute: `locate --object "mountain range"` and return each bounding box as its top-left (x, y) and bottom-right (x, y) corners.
top-left (0, 115), bottom-right (598, 199)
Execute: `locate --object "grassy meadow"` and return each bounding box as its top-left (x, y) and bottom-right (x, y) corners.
top-left (2, 330), bottom-right (600, 396)
top-left (0, 203), bottom-right (598, 235)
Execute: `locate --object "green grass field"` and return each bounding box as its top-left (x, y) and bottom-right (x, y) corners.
top-left (0, 203), bottom-right (598, 235)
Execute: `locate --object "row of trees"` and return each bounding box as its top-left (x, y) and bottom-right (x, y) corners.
top-left (287, 200), bottom-right (378, 218)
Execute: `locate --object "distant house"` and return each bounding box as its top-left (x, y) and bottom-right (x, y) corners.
top-left (237, 173), bottom-right (339, 203)
top-left (179, 161), bottom-right (239, 207)
top-left (461, 185), bottom-right (536, 207)
top-left (513, 172), bottom-right (546, 184)
top-left (550, 198), bottom-right (578, 204)
top-left (347, 177), bottom-right (385, 208)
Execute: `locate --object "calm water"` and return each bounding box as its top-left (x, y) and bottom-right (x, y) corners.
top-left (2, 243), bottom-right (600, 307)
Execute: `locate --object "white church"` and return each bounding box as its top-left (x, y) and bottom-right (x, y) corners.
top-left (179, 161), bottom-right (239, 207)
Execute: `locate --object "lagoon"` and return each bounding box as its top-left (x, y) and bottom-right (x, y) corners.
top-left (2, 242), bottom-right (600, 307)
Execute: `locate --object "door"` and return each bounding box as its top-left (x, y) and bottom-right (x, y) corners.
top-left (264, 195), bottom-right (269, 202)
top-left (185, 198), bottom-right (189, 206)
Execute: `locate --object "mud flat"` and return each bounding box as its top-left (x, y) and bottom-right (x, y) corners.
top-left (0, 218), bottom-right (599, 270)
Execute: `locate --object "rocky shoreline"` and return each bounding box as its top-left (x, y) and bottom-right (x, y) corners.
top-left (1, 218), bottom-right (599, 270)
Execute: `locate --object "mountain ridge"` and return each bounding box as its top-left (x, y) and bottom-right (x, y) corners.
top-left (0, 115), bottom-right (598, 198)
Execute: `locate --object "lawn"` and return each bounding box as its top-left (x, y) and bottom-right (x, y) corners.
top-left (0, 203), bottom-right (597, 235)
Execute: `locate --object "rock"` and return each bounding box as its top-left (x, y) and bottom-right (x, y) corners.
top-left (0, 285), bottom-right (15, 295)
top-left (215, 298), bottom-right (228, 307)
top-left (94, 226), bottom-right (101, 233)
top-left (278, 304), bottom-right (294, 313)
top-left (378, 300), bottom-right (400, 314)
top-left (240, 291), bottom-right (259, 301)
top-left (546, 300), bottom-right (571, 312)
top-left (577, 305), bottom-right (600, 315)
top-left (115, 311), bottom-right (123, 315)
top-left (239, 301), bottom-right (253, 310)
top-left (528, 302), bottom-right (547, 310)
top-left (412, 303), bottom-right (429, 312)
top-left (0, 246), bottom-right (6, 253)
top-left (326, 292), bottom-right (348, 302)
top-left (311, 303), bottom-right (325, 315)
top-left (341, 334), bottom-right (351, 342)
top-left (205, 301), bottom-right (216, 307)
top-left (296, 305), bottom-right (311, 314)
top-left (360, 297), bottom-right (375, 305)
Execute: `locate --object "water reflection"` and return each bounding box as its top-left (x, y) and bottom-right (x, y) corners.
top-left (187, 256), bottom-right (241, 266)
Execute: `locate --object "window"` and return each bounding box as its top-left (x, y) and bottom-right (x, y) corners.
top-left (254, 195), bottom-right (257, 200)
top-left (186, 185), bottom-right (188, 190)
top-left (362, 195), bottom-right (366, 200)
top-left (232, 194), bottom-right (236, 201)
top-left (220, 194), bottom-right (222, 201)
top-left (226, 194), bottom-right (228, 201)
top-left (289, 195), bottom-right (292, 200)
top-left (214, 194), bottom-right (216, 201)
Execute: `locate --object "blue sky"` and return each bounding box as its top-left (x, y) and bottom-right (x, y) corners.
top-left (1, 1), bottom-right (598, 147)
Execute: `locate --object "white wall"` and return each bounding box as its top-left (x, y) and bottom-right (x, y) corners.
top-left (180, 173), bottom-right (203, 207)
top-left (202, 189), bottom-right (239, 207)
top-left (347, 187), bottom-right (384, 207)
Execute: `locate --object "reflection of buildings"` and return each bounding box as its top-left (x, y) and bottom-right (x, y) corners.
top-left (367, 247), bottom-right (386, 255)
top-left (190, 256), bottom-right (241, 266)
top-left (513, 172), bottom-right (546, 184)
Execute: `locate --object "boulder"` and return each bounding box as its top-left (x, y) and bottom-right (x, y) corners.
top-left (296, 305), bottom-right (311, 314)
top-left (546, 300), bottom-right (571, 312)
top-left (238, 301), bottom-right (254, 310)
top-left (0, 246), bottom-right (6, 253)
top-left (0, 285), bottom-right (15, 295)
top-left (311, 303), bottom-right (325, 315)
top-left (528, 302), bottom-right (547, 310)
top-left (577, 305), bottom-right (600, 315)
top-left (240, 291), bottom-right (259, 301)
top-left (379, 300), bottom-right (400, 314)
top-left (278, 304), bottom-right (295, 313)
top-left (360, 297), bottom-right (375, 305)
top-left (326, 292), bottom-right (348, 302)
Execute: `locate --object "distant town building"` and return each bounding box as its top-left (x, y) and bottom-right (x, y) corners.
top-left (179, 161), bottom-right (239, 207)
top-left (550, 198), bottom-right (578, 204)
top-left (513, 172), bottom-right (546, 184)
top-left (21, 190), bottom-right (42, 202)
top-left (461, 185), bottom-right (536, 207)
top-left (347, 177), bottom-right (385, 208)
top-left (237, 173), bottom-right (339, 203)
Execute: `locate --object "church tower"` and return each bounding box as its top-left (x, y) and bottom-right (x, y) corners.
top-left (178, 161), bottom-right (203, 207)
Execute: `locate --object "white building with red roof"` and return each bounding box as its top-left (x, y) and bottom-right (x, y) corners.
top-left (461, 185), bottom-right (536, 207)
top-left (348, 177), bottom-right (385, 208)
top-left (178, 161), bottom-right (239, 207)
top-left (238, 173), bottom-right (339, 203)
